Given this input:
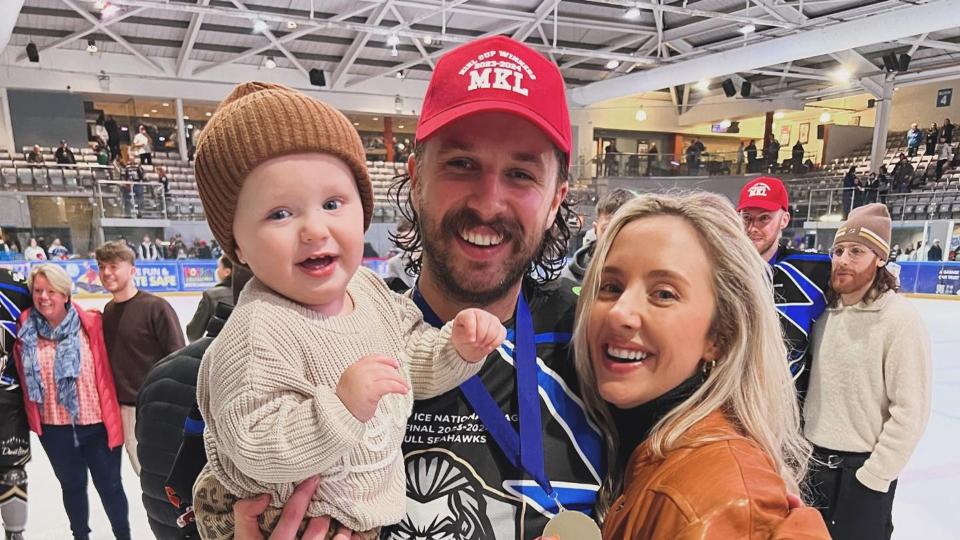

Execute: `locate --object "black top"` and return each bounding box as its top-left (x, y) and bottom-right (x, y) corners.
top-left (612, 371), bottom-right (706, 472)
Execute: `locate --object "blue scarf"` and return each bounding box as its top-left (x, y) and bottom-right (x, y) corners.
top-left (17, 305), bottom-right (83, 425)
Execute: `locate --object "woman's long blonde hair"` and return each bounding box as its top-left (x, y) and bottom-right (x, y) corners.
top-left (573, 191), bottom-right (811, 519)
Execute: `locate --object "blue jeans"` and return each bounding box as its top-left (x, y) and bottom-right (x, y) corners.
top-left (39, 423), bottom-right (130, 540)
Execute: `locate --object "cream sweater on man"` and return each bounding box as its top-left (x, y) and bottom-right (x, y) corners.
top-left (804, 290), bottom-right (931, 493)
top-left (196, 266), bottom-right (482, 531)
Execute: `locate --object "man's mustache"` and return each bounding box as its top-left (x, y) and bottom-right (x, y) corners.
top-left (440, 207), bottom-right (523, 242)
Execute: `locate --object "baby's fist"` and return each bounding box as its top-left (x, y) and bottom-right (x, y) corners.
top-left (452, 308), bottom-right (507, 363)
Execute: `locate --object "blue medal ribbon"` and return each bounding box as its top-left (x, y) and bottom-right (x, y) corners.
top-left (411, 287), bottom-right (554, 496)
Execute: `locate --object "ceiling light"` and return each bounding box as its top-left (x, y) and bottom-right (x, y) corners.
top-left (252, 19), bottom-right (268, 34)
top-left (773, 111), bottom-right (785, 119)
top-left (162, 102), bottom-right (169, 107)
top-left (94, 0), bottom-right (108, 9)
top-left (86, 39), bottom-right (97, 53)
top-left (101, 4), bottom-right (120, 19)
top-left (151, 109), bottom-right (157, 113)
top-left (635, 109), bottom-right (647, 122)
top-left (386, 34), bottom-right (400, 47)
top-left (205, 112), bottom-right (212, 117)
top-left (398, 125), bottom-right (405, 129)
top-left (719, 119), bottom-right (732, 129)
top-left (286, 21), bottom-right (298, 29)
top-left (121, 126), bottom-right (128, 132)
top-left (695, 79), bottom-right (710, 91)
top-left (391, 45), bottom-right (398, 57)
top-left (187, 124), bottom-right (194, 130)
top-left (353, 122), bottom-right (360, 126)
top-left (739, 24), bottom-right (756, 35)
top-left (819, 111), bottom-right (831, 123)
top-left (143, 113), bottom-right (150, 118)
top-left (184, 115), bottom-right (190, 120)
top-left (372, 117), bottom-right (379, 121)
top-left (830, 67), bottom-right (851, 83)
top-left (423, 35), bottom-right (433, 45)
top-left (264, 56), bottom-right (277, 69)
top-left (605, 59), bottom-right (621, 70)
top-left (624, 7), bottom-right (642, 19)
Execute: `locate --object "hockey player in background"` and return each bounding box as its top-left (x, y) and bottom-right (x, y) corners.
top-left (0, 268), bottom-right (31, 540)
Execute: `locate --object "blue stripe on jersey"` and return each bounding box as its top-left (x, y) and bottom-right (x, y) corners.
top-left (775, 261), bottom-right (828, 340)
top-left (504, 330), bottom-right (573, 345)
top-left (183, 415), bottom-right (205, 436)
top-left (0, 291), bottom-right (24, 340)
top-left (779, 253), bottom-right (831, 263)
top-left (0, 283), bottom-right (29, 295)
top-left (502, 480), bottom-right (600, 517)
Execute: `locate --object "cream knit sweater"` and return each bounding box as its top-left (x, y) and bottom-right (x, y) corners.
top-left (804, 290), bottom-right (931, 493)
top-left (196, 266), bottom-right (481, 531)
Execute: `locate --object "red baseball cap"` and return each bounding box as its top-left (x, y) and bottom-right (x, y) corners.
top-left (416, 35), bottom-right (571, 155)
top-left (737, 177), bottom-right (789, 212)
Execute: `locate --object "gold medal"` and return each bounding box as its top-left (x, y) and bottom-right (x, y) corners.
top-left (542, 510), bottom-right (602, 540)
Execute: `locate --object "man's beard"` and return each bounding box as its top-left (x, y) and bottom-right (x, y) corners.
top-left (418, 202), bottom-right (544, 306)
top-left (831, 265), bottom-right (876, 295)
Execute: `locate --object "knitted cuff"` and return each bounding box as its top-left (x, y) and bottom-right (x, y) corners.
top-left (314, 387), bottom-right (366, 447)
top-left (855, 465), bottom-right (892, 493)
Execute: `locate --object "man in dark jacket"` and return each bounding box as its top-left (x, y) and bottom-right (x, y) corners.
top-left (185, 256), bottom-right (233, 342)
top-left (54, 140), bottom-right (77, 165)
top-left (927, 239), bottom-right (943, 261)
top-left (0, 268), bottom-right (31, 540)
top-left (561, 188), bottom-right (635, 282)
top-left (135, 266), bottom-right (250, 539)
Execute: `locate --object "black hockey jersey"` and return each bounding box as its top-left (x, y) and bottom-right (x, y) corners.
top-left (770, 248), bottom-right (831, 399)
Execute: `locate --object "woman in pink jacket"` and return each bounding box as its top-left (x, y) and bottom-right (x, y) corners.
top-left (15, 264), bottom-right (129, 540)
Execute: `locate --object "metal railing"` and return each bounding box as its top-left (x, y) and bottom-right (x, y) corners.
top-left (802, 186), bottom-right (960, 222)
top-left (95, 179), bottom-right (169, 220)
top-left (591, 150), bottom-right (819, 178)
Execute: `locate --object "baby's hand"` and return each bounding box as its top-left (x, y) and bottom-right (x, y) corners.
top-left (336, 355), bottom-right (409, 422)
top-left (451, 308), bottom-right (507, 363)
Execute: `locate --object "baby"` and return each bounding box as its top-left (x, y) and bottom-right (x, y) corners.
top-left (190, 82), bottom-right (505, 539)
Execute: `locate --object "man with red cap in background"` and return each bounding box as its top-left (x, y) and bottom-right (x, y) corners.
top-left (737, 177), bottom-right (831, 403)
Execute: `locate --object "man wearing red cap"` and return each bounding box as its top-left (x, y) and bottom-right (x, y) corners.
top-left (372, 35), bottom-right (603, 540)
top-left (737, 177), bottom-right (831, 401)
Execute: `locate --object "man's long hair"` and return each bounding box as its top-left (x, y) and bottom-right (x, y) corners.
top-left (387, 141), bottom-right (576, 284)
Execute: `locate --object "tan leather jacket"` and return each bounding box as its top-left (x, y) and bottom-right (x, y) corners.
top-left (602, 410), bottom-right (829, 539)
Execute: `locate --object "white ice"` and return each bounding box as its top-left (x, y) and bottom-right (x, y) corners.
top-left (15, 294), bottom-right (959, 539)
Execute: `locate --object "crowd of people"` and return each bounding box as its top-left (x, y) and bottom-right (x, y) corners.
top-left (0, 35), bottom-right (939, 540)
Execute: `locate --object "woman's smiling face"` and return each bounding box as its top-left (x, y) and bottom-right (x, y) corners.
top-left (587, 215), bottom-right (718, 409)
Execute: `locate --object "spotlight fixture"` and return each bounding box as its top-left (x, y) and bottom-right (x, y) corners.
top-left (624, 7), bottom-right (642, 19)
top-left (830, 67), bottom-right (851, 83)
top-left (386, 34), bottom-right (400, 47)
top-left (264, 56), bottom-right (277, 69)
top-left (252, 19), bottom-right (268, 34)
top-left (695, 79), bottom-right (710, 91)
top-left (773, 111), bottom-right (785, 119)
top-left (396, 70), bottom-right (405, 79)
top-left (819, 111), bottom-right (831, 123)
top-left (309, 68), bottom-right (326, 87)
top-left (26, 42), bottom-right (39, 63)
top-left (86, 39), bottom-right (98, 53)
top-left (423, 35), bottom-right (433, 45)
top-left (394, 95), bottom-right (403, 113)
top-left (391, 45), bottom-right (398, 57)
top-left (635, 108), bottom-right (647, 122)
top-left (286, 21), bottom-right (298, 29)
top-left (739, 24), bottom-right (756, 34)
top-left (721, 78), bottom-right (737, 97)
top-left (605, 59), bottom-right (621, 70)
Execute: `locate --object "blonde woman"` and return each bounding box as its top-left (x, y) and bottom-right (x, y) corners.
top-left (14, 264), bottom-right (129, 540)
top-left (572, 192), bottom-right (829, 538)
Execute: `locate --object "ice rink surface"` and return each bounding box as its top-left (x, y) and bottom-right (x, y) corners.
top-left (14, 294), bottom-right (960, 539)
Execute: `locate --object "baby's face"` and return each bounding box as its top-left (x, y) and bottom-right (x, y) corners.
top-left (233, 153), bottom-right (365, 314)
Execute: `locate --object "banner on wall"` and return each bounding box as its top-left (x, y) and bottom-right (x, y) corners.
top-left (1, 258), bottom-right (391, 294)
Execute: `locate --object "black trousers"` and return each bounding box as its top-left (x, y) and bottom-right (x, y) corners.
top-left (809, 446), bottom-right (898, 540)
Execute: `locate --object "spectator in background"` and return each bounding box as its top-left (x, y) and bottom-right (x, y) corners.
top-left (685, 139), bottom-right (701, 175)
top-left (94, 114), bottom-right (109, 150)
top-left (936, 137), bottom-right (953, 180)
top-left (765, 136), bottom-right (781, 174)
top-left (96, 241), bottom-right (185, 476)
top-left (897, 247), bottom-right (912, 262)
top-left (877, 165), bottom-right (891, 204)
top-left (185, 256), bottom-right (233, 343)
top-left (210, 239), bottom-right (222, 260)
top-left (647, 142), bottom-right (658, 175)
top-left (893, 154), bottom-right (914, 193)
top-left (137, 235), bottom-right (160, 260)
top-left (152, 237), bottom-right (166, 260)
top-left (47, 238), bottom-right (69, 260)
top-left (943, 118), bottom-right (954, 143)
top-left (384, 219), bottom-right (417, 293)
top-left (23, 238), bottom-right (46, 261)
top-left (26, 145), bottom-right (43, 164)
top-left (737, 140), bottom-right (745, 174)
top-left (889, 244), bottom-right (901, 261)
top-left (806, 204), bottom-right (931, 540)
top-left (842, 166), bottom-right (857, 218)
top-left (562, 188), bottom-right (635, 283)
top-left (0, 234), bottom-right (9, 254)
top-left (132, 125), bottom-right (153, 165)
top-left (155, 165), bottom-right (171, 201)
top-left (928, 239), bottom-right (943, 261)
top-left (925, 122), bottom-right (939, 156)
top-left (746, 139), bottom-right (758, 172)
top-left (197, 240), bottom-right (212, 260)
top-left (96, 144), bottom-right (110, 166)
top-left (913, 240), bottom-right (925, 261)
top-left (14, 264), bottom-right (130, 540)
top-left (864, 172), bottom-right (881, 204)
top-left (792, 140), bottom-right (805, 173)
top-left (603, 143), bottom-right (619, 176)
top-left (104, 116), bottom-right (121, 162)
top-left (54, 141), bottom-right (76, 165)
top-left (906, 123), bottom-right (922, 157)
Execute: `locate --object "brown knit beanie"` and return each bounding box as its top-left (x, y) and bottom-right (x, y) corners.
top-left (195, 82), bottom-right (372, 264)
top-left (833, 203), bottom-right (892, 260)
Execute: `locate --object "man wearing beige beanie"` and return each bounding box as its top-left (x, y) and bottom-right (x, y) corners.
top-left (803, 203), bottom-right (931, 540)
